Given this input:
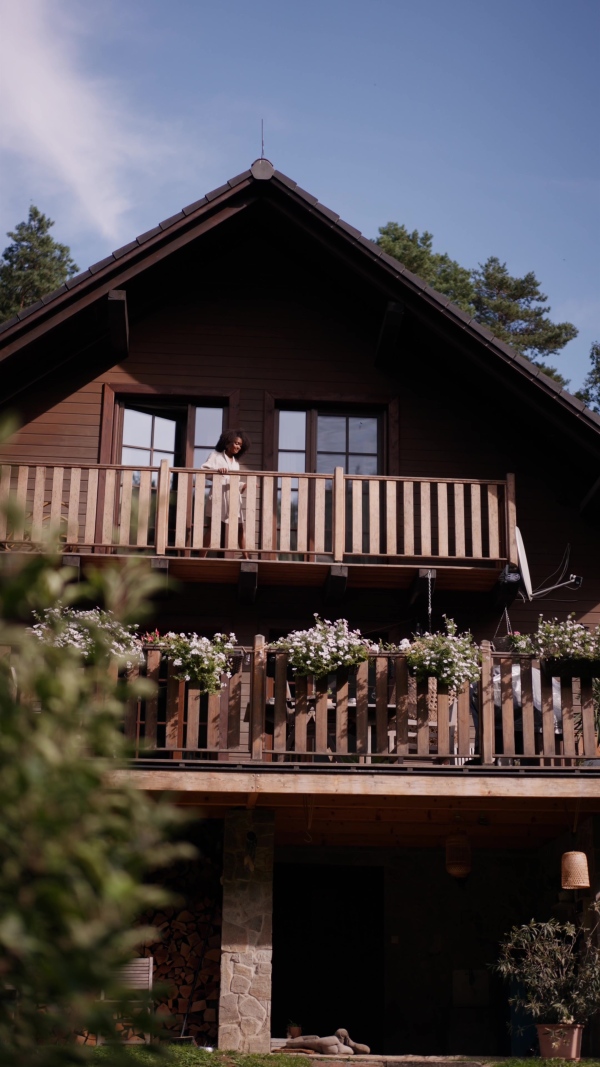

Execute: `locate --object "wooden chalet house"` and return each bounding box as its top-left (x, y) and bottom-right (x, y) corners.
top-left (1, 158), bottom-right (600, 1055)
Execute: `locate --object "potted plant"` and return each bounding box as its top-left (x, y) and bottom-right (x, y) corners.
top-left (31, 604), bottom-right (143, 668)
top-left (287, 1020), bottom-right (302, 1039)
top-left (506, 616), bottom-right (600, 682)
top-left (272, 615), bottom-right (374, 678)
top-left (495, 907), bottom-right (600, 1060)
top-left (143, 630), bottom-right (237, 692)
top-left (401, 617), bottom-right (481, 695)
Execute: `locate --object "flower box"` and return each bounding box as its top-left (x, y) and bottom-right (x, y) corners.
top-left (540, 657), bottom-right (600, 683)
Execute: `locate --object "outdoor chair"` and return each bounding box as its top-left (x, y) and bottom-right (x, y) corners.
top-left (98, 956), bottom-right (154, 1046)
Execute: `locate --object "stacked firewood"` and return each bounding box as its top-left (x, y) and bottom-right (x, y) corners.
top-left (140, 899), bottom-right (221, 1043)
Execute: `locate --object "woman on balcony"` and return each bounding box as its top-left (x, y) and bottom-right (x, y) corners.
top-left (201, 429), bottom-right (251, 556)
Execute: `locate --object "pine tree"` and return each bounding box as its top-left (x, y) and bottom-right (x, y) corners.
top-left (472, 256), bottom-right (577, 381)
top-left (0, 205), bottom-right (78, 322)
top-left (575, 341), bottom-right (600, 412)
top-left (376, 223), bottom-right (475, 313)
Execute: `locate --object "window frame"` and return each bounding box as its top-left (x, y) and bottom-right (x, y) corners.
top-left (99, 384), bottom-right (240, 467)
top-left (267, 393), bottom-right (399, 476)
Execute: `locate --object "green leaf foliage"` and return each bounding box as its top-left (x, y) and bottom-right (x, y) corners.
top-left (0, 206), bottom-right (78, 323)
top-left (376, 223), bottom-right (475, 313)
top-left (0, 551), bottom-right (193, 1066)
top-left (472, 256), bottom-right (577, 366)
top-left (495, 906), bottom-right (600, 1025)
top-left (575, 341), bottom-right (600, 412)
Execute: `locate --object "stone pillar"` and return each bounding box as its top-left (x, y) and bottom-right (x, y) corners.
top-left (218, 809), bottom-right (274, 1052)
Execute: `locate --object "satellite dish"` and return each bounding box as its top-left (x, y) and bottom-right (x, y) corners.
top-left (515, 529), bottom-right (583, 600)
top-left (516, 527), bottom-right (533, 601)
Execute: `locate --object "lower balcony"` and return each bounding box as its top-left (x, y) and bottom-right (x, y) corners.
top-left (125, 644), bottom-right (599, 771)
top-left (0, 462), bottom-right (517, 590)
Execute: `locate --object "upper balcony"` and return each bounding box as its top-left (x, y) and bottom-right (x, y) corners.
top-left (0, 461), bottom-right (517, 589)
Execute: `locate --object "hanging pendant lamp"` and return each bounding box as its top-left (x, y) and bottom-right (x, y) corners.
top-left (446, 833), bottom-right (471, 879)
top-left (561, 851), bottom-right (590, 889)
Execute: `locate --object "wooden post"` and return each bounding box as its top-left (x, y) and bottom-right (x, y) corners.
top-left (155, 459), bottom-right (170, 556)
top-left (480, 641), bottom-right (494, 764)
top-left (250, 635), bottom-right (266, 760)
top-left (333, 466), bottom-right (345, 562)
top-left (506, 473), bottom-right (518, 565)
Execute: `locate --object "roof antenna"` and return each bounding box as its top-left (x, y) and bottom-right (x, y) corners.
top-left (261, 119), bottom-right (265, 159)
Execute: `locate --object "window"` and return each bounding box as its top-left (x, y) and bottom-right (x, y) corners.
top-left (277, 409), bottom-right (382, 474)
top-left (118, 402), bottom-right (225, 474)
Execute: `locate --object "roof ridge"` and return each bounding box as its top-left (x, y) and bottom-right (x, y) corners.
top-left (0, 162), bottom-right (596, 437)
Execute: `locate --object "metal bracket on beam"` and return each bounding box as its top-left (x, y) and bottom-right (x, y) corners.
top-left (491, 564), bottom-right (522, 609)
top-left (409, 568), bottom-right (436, 606)
top-left (107, 289), bottom-right (129, 358)
top-left (238, 561), bottom-right (258, 604)
top-left (325, 564), bottom-right (348, 601)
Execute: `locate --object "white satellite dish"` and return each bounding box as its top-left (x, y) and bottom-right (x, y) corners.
top-left (515, 528), bottom-right (583, 600)
top-left (516, 527), bottom-right (533, 600)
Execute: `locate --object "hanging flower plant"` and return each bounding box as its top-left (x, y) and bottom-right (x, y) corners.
top-left (401, 617), bottom-right (481, 694)
top-left (272, 615), bottom-right (375, 678)
top-left (526, 615), bottom-right (600, 660)
top-left (31, 605), bottom-right (143, 667)
top-left (143, 630), bottom-right (237, 692)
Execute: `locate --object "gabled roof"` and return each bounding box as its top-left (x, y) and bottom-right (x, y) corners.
top-left (0, 157), bottom-right (598, 439)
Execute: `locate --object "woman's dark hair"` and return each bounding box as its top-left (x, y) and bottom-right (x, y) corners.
top-left (215, 428), bottom-right (251, 457)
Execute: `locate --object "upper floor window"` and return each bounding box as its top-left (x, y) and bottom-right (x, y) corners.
top-left (278, 409), bottom-right (382, 474)
top-left (118, 402), bottom-right (225, 472)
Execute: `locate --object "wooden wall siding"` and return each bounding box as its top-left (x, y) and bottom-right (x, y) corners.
top-left (108, 644), bottom-right (600, 767)
top-left (0, 461), bottom-right (511, 565)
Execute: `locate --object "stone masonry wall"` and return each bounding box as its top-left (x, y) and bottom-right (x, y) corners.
top-left (218, 810), bottom-right (275, 1053)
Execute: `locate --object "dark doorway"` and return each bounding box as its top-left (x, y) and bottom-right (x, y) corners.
top-left (272, 863), bottom-right (384, 1052)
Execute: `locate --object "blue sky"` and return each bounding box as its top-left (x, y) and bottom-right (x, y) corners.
top-left (0, 0), bottom-right (598, 388)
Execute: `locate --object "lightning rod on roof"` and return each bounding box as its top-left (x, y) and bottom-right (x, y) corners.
top-left (261, 119), bottom-right (264, 159)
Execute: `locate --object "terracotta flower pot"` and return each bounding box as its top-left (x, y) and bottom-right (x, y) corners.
top-left (287, 1025), bottom-right (302, 1039)
top-left (536, 1023), bottom-right (583, 1060)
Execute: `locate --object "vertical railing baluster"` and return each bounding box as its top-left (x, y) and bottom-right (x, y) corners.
top-left (480, 641), bottom-right (494, 764)
top-left (250, 635), bottom-right (266, 760)
top-left (333, 467), bottom-right (345, 561)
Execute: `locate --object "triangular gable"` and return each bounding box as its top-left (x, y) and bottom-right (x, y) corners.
top-left (1, 158), bottom-right (598, 443)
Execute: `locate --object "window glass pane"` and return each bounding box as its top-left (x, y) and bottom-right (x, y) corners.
top-left (349, 417), bottom-right (378, 453)
top-left (153, 450), bottom-right (174, 467)
top-left (278, 451), bottom-right (306, 473)
top-left (122, 446), bottom-right (151, 467)
top-left (348, 454), bottom-right (378, 476)
top-left (194, 446), bottom-right (213, 467)
top-left (317, 416), bottom-right (346, 452)
top-left (123, 408), bottom-right (152, 448)
top-left (316, 452), bottom-right (346, 474)
top-left (279, 411), bottom-right (306, 450)
top-left (195, 407), bottom-right (224, 449)
top-left (153, 416), bottom-right (176, 452)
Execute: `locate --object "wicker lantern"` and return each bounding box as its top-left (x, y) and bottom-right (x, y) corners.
top-left (446, 833), bottom-right (471, 879)
top-left (561, 850), bottom-right (590, 889)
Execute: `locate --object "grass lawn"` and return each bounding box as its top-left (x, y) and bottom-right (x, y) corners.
top-left (90, 1051), bottom-right (600, 1067)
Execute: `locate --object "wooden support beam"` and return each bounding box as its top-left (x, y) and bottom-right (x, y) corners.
top-left (238, 561), bottom-right (258, 604)
top-left (324, 564), bottom-right (347, 601)
top-left (374, 300), bottom-right (405, 370)
top-left (107, 289), bottom-right (129, 358)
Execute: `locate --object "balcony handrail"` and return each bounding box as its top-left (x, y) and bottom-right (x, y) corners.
top-left (0, 461), bottom-right (515, 566)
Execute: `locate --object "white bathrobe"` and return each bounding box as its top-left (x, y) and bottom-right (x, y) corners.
top-left (201, 450), bottom-right (243, 523)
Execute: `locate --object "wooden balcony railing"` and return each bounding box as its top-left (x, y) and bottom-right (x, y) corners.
top-left (121, 642), bottom-right (598, 768)
top-left (0, 462), bottom-right (517, 566)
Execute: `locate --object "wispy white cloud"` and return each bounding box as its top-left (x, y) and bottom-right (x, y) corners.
top-left (0, 0), bottom-right (210, 245)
